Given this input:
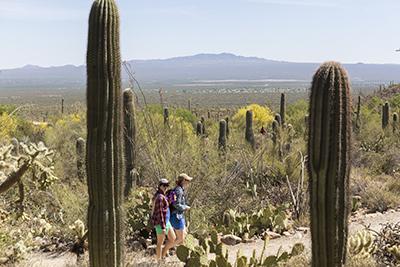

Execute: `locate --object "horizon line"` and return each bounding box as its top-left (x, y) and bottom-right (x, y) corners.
top-left (2, 52), bottom-right (400, 70)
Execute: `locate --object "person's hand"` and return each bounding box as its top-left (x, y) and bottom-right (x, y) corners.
top-left (162, 229), bottom-right (166, 234)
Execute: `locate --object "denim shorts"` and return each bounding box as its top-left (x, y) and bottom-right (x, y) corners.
top-left (170, 213), bottom-right (185, 230)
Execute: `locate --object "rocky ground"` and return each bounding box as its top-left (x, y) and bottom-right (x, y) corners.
top-left (19, 209), bottom-right (400, 267)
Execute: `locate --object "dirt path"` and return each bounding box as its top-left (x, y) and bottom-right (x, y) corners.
top-left (20, 210), bottom-right (400, 267)
top-left (225, 209), bottom-right (400, 263)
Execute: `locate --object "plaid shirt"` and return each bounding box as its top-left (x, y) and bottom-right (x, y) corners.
top-left (151, 190), bottom-right (169, 229)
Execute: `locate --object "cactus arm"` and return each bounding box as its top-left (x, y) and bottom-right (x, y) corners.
top-left (0, 159), bottom-right (30, 194)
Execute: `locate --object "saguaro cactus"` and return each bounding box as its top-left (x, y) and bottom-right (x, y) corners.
top-left (123, 88), bottom-right (136, 197)
top-left (393, 112), bottom-right (398, 133)
top-left (280, 93), bottom-right (286, 125)
top-left (218, 120), bottom-right (227, 150)
top-left (201, 116), bottom-right (206, 134)
top-left (86, 0), bottom-right (124, 266)
top-left (225, 117), bottom-right (230, 138)
top-left (61, 98), bottom-right (64, 114)
top-left (76, 137), bottom-right (85, 181)
top-left (308, 62), bottom-right (351, 267)
top-left (196, 121), bottom-right (203, 136)
top-left (355, 95), bottom-right (361, 132)
top-left (274, 113), bottom-right (282, 127)
top-left (164, 107), bottom-right (169, 126)
top-left (188, 99), bottom-right (191, 111)
top-left (382, 102), bottom-right (390, 129)
top-left (245, 110), bottom-right (255, 148)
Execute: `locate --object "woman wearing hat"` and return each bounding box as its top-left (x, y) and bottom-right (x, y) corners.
top-left (151, 178), bottom-right (176, 261)
top-left (170, 173), bottom-right (192, 245)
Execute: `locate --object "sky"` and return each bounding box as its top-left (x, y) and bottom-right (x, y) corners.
top-left (1, 0), bottom-right (400, 69)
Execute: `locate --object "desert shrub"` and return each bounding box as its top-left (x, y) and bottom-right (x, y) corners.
top-left (232, 104), bottom-right (274, 129)
top-left (125, 187), bottom-right (153, 239)
top-left (286, 99), bottom-right (308, 135)
top-left (351, 171), bottom-right (399, 213)
top-left (44, 113), bottom-right (86, 180)
top-left (0, 113), bottom-right (18, 142)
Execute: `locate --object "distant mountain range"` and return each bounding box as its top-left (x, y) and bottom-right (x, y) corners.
top-left (1, 53), bottom-right (399, 89)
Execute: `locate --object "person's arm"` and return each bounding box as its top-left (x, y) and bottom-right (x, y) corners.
top-left (158, 196), bottom-right (166, 229)
top-left (172, 187), bottom-right (189, 212)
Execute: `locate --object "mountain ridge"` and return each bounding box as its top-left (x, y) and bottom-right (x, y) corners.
top-left (1, 53), bottom-right (399, 88)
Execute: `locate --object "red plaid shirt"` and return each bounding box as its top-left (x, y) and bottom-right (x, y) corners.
top-left (151, 190), bottom-right (169, 229)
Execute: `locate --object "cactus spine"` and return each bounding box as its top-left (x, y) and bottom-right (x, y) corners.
top-left (280, 93), bottom-right (286, 125)
top-left (382, 102), bottom-right (390, 129)
top-left (218, 120), bottom-right (227, 150)
top-left (86, 0), bottom-right (124, 266)
top-left (245, 110), bottom-right (255, 148)
top-left (76, 137), bottom-right (85, 181)
top-left (164, 107), bottom-right (169, 126)
top-left (308, 62), bottom-right (351, 267)
top-left (123, 88), bottom-right (136, 197)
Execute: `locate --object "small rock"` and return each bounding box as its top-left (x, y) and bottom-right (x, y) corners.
top-left (0, 257), bottom-right (8, 264)
top-left (242, 238), bottom-right (256, 244)
top-left (264, 231), bottom-right (281, 240)
top-left (294, 232), bottom-right (303, 239)
top-left (145, 238), bottom-right (152, 247)
top-left (145, 245), bottom-right (157, 256)
top-left (282, 231), bottom-right (291, 237)
top-left (297, 227), bottom-right (309, 234)
top-left (131, 241), bottom-right (143, 251)
top-left (221, 234), bottom-right (242, 246)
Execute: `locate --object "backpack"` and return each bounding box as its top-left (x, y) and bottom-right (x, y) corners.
top-left (166, 188), bottom-right (177, 211)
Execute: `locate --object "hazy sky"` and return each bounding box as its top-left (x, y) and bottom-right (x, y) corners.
top-left (1, 0), bottom-right (400, 69)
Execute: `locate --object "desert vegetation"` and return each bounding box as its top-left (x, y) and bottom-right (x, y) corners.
top-left (0, 0), bottom-right (400, 267)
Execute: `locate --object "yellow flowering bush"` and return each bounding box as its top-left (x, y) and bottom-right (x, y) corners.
top-left (232, 104), bottom-right (274, 130)
top-left (0, 114), bottom-right (18, 142)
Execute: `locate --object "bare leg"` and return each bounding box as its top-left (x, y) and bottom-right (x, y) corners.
top-left (174, 227), bottom-right (186, 246)
top-left (156, 232), bottom-right (166, 261)
top-left (162, 228), bottom-right (176, 258)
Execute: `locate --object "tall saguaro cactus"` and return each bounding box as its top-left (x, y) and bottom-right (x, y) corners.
top-left (76, 138), bottom-right (85, 181)
top-left (354, 95), bottom-right (361, 132)
top-left (245, 110), bottom-right (255, 148)
top-left (225, 117), bottom-right (230, 138)
top-left (123, 88), bottom-right (136, 197)
top-left (86, 0), bottom-right (124, 266)
top-left (218, 119), bottom-right (227, 150)
top-left (280, 93), bottom-right (286, 125)
top-left (164, 107), bottom-right (169, 126)
top-left (393, 112), bottom-right (398, 133)
top-left (382, 102), bottom-right (390, 129)
top-left (308, 62), bottom-right (351, 267)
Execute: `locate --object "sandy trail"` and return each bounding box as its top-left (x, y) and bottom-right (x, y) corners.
top-left (20, 210), bottom-right (400, 267)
